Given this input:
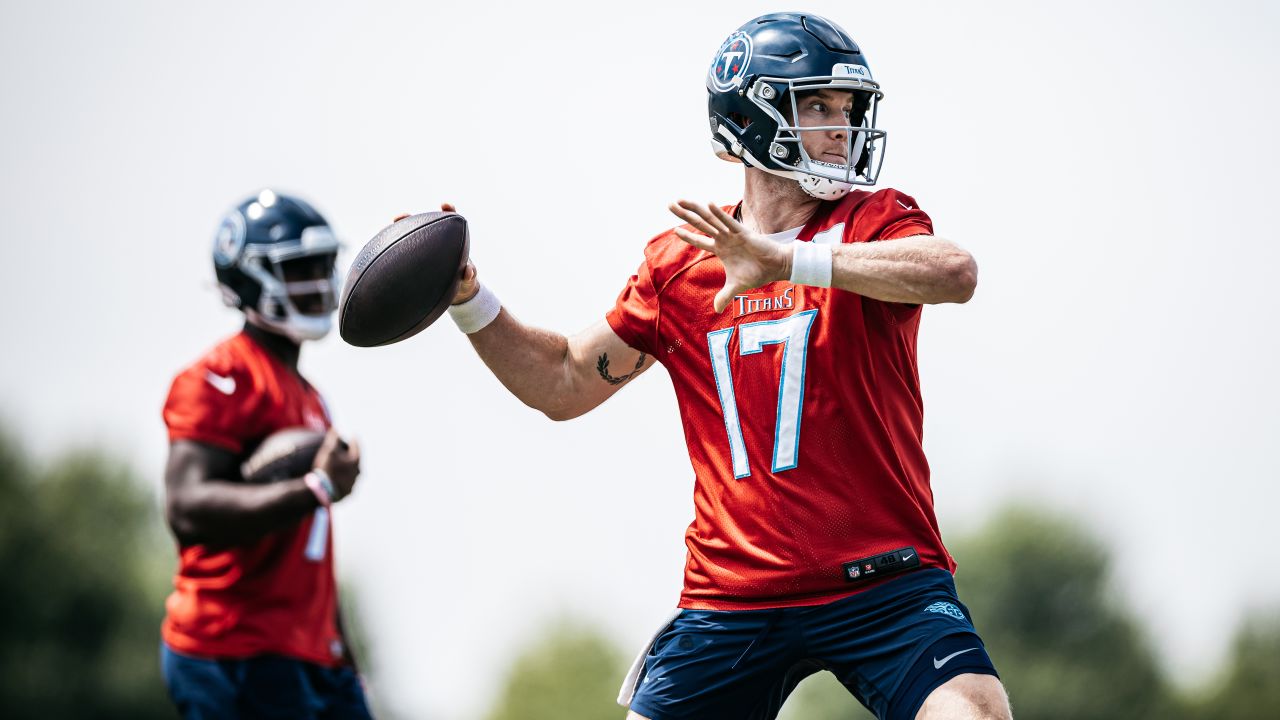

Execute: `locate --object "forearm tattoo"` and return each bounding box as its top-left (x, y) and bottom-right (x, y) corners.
top-left (597, 352), bottom-right (646, 385)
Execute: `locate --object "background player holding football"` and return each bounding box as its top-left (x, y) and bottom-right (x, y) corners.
top-left (160, 191), bottom-right (372, 719)
top-left (443, 13), bottom-right (1010, 720)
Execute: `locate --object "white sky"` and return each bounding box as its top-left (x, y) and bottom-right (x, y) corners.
top-left (2, 1), bottom-right (1278, 717)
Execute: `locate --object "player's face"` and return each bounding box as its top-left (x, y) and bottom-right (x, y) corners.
top-left (793, 89), bottom-right (858, 164)
top-left (280, 253), bottom-right (335, 315)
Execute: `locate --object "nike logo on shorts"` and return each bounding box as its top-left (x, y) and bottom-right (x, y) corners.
top-left (933, 647), bottom-right (978, 670)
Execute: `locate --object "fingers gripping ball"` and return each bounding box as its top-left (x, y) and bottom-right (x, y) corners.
top-left (339, 212), bottom-right (470, 347)
top-left (240, 428), bottom-right (326, 483)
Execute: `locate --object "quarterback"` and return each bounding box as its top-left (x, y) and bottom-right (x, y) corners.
top-left (444, 13), bottom-right (1010, 720)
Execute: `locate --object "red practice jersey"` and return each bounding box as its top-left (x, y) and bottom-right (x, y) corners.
top-left (607, 188), bottom-right (956, 611)
top-left (161, 331), bottom-right (345, 665)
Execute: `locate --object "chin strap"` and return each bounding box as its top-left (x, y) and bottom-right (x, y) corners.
top-left (798, 175), bottom-right (853, 200)
top-left (712, 115), bottom-right (868, 201)
top-left (731, 139), bottom-right (854, 201)
top-left (714, 125), bottom-right (853, 200)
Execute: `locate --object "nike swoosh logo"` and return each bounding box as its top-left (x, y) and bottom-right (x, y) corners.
top-left (205, 371), bottom-right (236, 395)
top-left (933, 648), bottom-right (978, 669)
top-left (897, 199), bottom-right (914, 210)
top-left (901, 553), bottom-right (914, 562)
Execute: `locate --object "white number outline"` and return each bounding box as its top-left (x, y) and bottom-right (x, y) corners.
top-left (706, 309), bottom-right (818, 478)
top-left (304, 507), bottom-right (328, 562)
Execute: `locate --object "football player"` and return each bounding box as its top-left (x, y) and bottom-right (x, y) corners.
top-left (160, 190), bottom-right (372, 719)
top-left (443, 13), bottom-right (1009, 720)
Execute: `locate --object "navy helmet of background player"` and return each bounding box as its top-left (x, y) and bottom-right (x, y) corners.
top-left (213, 189), bottom-right (341, 342)
top-left (707, 12), bottom-right (886, 200)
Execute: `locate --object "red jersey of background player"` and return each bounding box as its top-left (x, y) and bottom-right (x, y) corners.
top-left (607, 187), bottom-right (956, 611)
top-left (161, 331), bottom-right (345, 665)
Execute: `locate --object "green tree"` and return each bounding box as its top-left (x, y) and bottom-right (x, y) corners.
top-left (953, 506), bottom-right (1182, 720)
top-left (784, 506), bottom-right (1190, 719)
top-left (482, 508), bottom-right (1280, 720)
top-left (778, 669), bottom-right (873, 720)
top-left (0, 428), bottom-right (173, 719)
top-left (1189, 611), bottom-right (1280, 719)
top-left (486, 618), bottom-right (630, 720)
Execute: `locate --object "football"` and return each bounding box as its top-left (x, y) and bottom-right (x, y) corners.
top-left (241, 427), bottom-right (326, 483)
top-left (339, 211), bottom-right (470, 347)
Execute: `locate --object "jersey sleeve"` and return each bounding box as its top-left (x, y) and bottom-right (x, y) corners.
top-left (605, 256), bottom-right (661, 356)
top-left (876, 189), bottom-right (934, 241)
top-left (848, 189), bottom-right (937, 315)
top-left (162, 358), bottom-right (263, 455)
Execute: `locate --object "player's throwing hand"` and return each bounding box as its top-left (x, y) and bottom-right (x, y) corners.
top-left (439, 202), bottom-right (481, 305)
top-left (393, 203), bottom-right (479, 305)
top-left (669, 200), bottom-right (791, 313)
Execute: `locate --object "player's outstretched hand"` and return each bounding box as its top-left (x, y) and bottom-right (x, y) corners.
top-left (669, 200), bottom-right (790, 313)
top-left (313, 428), bottom-right (361, 501)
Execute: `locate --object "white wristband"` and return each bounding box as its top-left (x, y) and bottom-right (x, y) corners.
top-left (448, 284), bottom-right (502, 334)
top-left (304, 469), bottom-right (336, 507)
top-left (789, 241), bottom-right (833, 287)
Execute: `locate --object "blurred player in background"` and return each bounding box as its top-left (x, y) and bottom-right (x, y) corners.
top-left (442, 12), bottom-right (1010, 720)
top-left (160, 190), bottom-right (372, 719)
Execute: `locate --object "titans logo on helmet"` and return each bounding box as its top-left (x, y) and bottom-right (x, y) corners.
top-left (213, 212), bottom-right (247, 268)
top-left (709, 32), bottom-right (752, 92)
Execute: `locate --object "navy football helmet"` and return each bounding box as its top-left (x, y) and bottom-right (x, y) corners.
top-left (707, 13), bottom-right (886, 199)
top-left (212, 190), bottom-right (340, 342)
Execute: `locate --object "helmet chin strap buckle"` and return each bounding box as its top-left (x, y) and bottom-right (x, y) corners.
top-left (711, 127), bottom-right (747, 164)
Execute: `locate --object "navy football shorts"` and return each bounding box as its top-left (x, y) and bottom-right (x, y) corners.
top-left (160, 643), bottom-right (373, 720)
top-left (624, 568), bottom-right (998, 720)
